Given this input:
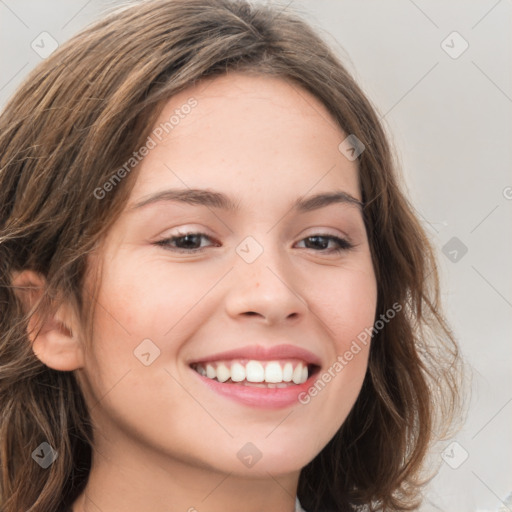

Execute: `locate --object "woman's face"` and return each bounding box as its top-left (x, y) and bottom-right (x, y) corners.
top-left (78, 73), bottom-right (377, 476)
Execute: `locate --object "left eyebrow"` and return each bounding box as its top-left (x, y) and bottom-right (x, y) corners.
top-left (130, 188), bottom-right (363, 212)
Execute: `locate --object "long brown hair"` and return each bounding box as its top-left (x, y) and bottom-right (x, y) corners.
top-left (0, 1), bottom-right (462, 510)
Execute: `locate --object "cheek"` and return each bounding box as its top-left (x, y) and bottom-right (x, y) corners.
top-left (296, 267), bottom-right (376, 448)
top-left (302, 262), bottom-right (376, 402)
top-left (311, 264), bottom-right (377, 345)
top-left (90, 254), bottom-right (206, 341)
top-left (80, 254), bottom-right (220, 399)
top-left (77, 265), bottom-right (198, 440)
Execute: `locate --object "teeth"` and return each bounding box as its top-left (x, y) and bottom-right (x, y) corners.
top-left (265, 361), bottom-right (283, 383)
top-left (301, 365), bottom-right (308, 383)
top-left (193, 359), bottom-right (310, 385)
top-left (292, 364), bottom-right (303, 384)
top-left (206, 364), bottom-right (216, 380)
top-left (216, 363), bottom-right (230, 383)
top-left (245, 360), bottom-right (265, 382)
top-left (283, 362), bottom-right (293, 382)
top-left (230, 362), bottom-right (246, 382)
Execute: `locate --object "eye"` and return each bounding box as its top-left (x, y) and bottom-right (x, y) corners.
top-left (154, 232), bottom-right (353, 254)
top-left (295, 234), bottom-right (353, 253)
top-left (154, 231), bottom-right (217, 253)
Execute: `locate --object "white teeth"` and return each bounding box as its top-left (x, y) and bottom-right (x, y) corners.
top-left (265, 361), bottom-right (283, 383)
top-left (206, 364), bottom-right (216, 380)
top-left (194, 359), bottom-right (312, 385)
top-left (230, 362), bottom-right (246, 382)
top-left (282, 362), bottom-right (293, 382)
top-left (301, 365), bottom-right (308, 384)
top-left (245, 360), bottom-right (265, 382)
top-left (216, 363), bottom-right (230, 383)
top-left (292, 364), bottom-right (303, 384)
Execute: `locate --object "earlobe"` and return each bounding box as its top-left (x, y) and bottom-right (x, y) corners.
top-left (11, 270), bottom-right (85, 371)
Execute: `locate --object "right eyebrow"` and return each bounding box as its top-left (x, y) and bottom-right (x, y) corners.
top-left (130, 188), bottom-right (241, 212)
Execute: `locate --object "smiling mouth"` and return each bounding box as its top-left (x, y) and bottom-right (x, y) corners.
top-left (190, 359), bottom-right (320, 388)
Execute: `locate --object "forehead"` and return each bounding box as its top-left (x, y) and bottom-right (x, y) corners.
top-left (129, 72), bottom-right (361, 206)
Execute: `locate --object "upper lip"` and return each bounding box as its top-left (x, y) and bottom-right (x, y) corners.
top-left (188, 344), bottom-right (322, 367)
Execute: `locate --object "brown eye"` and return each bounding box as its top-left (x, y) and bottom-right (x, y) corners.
top-left (154, 232), bottom-right (217, 252)
top-left (296, 235), bottom-right (353, 253)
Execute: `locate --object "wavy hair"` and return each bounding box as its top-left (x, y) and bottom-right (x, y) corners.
top-left (0, 1), bottom-right (462, 510)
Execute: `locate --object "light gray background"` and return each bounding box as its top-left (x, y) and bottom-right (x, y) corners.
top-left (1, 1), bottom-right (510, 511)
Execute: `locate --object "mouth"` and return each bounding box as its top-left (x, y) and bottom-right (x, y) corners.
top-left (190, 359), bottom-right (321, 388)
top-left (188, 344), bottom-right (322, 408)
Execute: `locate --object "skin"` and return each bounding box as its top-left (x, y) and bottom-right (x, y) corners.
top-left (16, 73), bottom-right (377, 512)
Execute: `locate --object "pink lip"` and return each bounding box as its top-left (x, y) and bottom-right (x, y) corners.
top-left (192, 369), bottom-right (319, 409)
top-left (188, 344), bottom-right (322, 366)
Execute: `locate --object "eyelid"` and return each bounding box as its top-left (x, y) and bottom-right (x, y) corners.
top-left (153, 225), bottom-right (215, 241)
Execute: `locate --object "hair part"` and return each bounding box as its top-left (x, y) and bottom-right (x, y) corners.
top-left (0, 1), bottom-right (463, 510)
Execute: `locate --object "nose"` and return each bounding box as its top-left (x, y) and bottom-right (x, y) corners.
top-left (224, 242), bottom-right (308, 326)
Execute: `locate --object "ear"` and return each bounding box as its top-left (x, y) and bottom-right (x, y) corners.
top-left (11, 270), bottom-right (85, 371)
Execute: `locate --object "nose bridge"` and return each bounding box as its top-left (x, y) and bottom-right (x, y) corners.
top-left (224, 234), bottom-right (307, 323)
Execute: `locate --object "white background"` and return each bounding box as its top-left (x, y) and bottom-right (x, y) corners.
top-left (1, 1), bottom-right (510, 511)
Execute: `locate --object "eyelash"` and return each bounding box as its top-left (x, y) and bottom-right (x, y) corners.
top-left (154, 231), bottom-right (354, 254)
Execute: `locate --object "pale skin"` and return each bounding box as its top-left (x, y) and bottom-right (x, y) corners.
top-left (13, 73), bottom-right (377, 512)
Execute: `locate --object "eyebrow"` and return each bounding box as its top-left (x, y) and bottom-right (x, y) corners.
top-left (130, 188), bottom-right (363, 213)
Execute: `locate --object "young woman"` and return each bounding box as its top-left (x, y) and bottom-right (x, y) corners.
top-left (0, 1), bottom-right (462, 511)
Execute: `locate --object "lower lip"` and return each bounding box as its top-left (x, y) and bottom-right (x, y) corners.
top-left (192, 369), bottom-right (318, 409)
